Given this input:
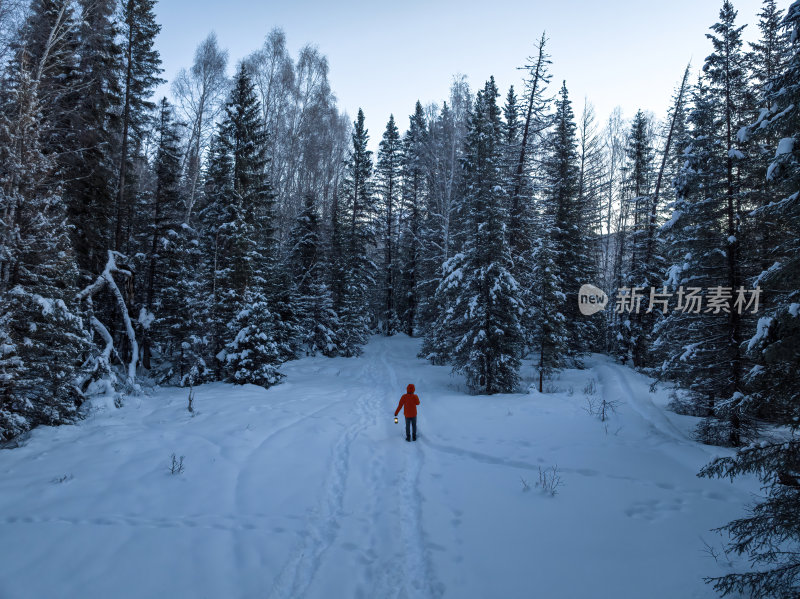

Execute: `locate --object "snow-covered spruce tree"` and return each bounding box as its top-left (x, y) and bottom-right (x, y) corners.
top-left (502, 83), bottom-right (530, 338)
top-left (8, 0), bottom-right (117, 279)
top-left (0, 196), bottom-right (92, 440)
top-left (539, 81), bottom-right (598, 359)
top-left (424, 77), bottom-right (524, 393)
top-left (336, 108), bottom-right (376, 356)
top-left (530, 219), bottom-right (568, 393)
top-left (397, 101), bottom-right (427, 336)
top-left (139, 97), bottom-right (207, 383)
top-left (10, 0), bottom-right (80, 157)
top-left (375, 114), bottom-right (401, 335)
top-left (0, 307), bottom-right (23, 440)
top-left (197, 132), bottom-right (233, 375)
top-left (528, 81), bottom-right (577, 390)
top-left (0, 59), bottom-right (90, 441)
top-left (114, 0), bottom-right (164, 252)
top-left (749, 0), bottom-right (791, 103)
top-left (626, 69), bottom-right (692, 371)
top-left (502, 85), bottom-right (521, 178)
top-left (700, 0), bottom-right (759, 443)
top-left (223, 289), bottom-right (283, 389)
top-left (328, 185), bottom-right (346, 312)
top-left (415, 102), bottom-right (447, 336)
top-left (288, 192), bottom-right (342, 357)
top-left (655, 81), bottom-right (726, 414)
top-left (65, 0), bottom-right (121, 276)
top-left (201, 64), bottom-right (287, 382)
top-left (139, 98), bottom-right (184, 370)
top-left (748, 0), bottom-right (791, 278)
top-left (698, 4), bottom-right (800, 596)
top-left (616, 110), bottom-right (655, 366)
top-left (657, 2), bottom-right (758, 447)
top-left (157, 221), bottom-right (209, 386)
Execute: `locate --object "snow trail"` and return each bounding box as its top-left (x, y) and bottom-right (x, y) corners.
top-left (267, 358), bottom-right (376, 599)
top-left (0, 336), bottom-right (761, 599)
top-left (379, 339), bottom-right (441, 599)
top-left (594, 356), bottom-right (689, 446)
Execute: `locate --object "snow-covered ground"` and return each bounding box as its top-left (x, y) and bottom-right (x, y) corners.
top-left (0, 336), bottom-right (758, 599)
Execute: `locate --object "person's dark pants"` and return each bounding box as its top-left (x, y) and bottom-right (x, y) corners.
top-left (405, 416), bottom-right (417, 441)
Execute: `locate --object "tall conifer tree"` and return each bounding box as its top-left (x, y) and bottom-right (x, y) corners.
top-left (376, 114), bottom-right (401, 335)
top-left (114, 0), bottom-right (164, 252)
top-left (336, 108), bottom-right (375, 356)
top-left (424, 78), bottom-right (523, 393)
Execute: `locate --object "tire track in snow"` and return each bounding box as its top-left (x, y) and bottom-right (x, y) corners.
top-left (265, 357), bottom-right (375, 599)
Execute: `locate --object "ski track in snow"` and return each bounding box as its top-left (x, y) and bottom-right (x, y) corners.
top-left (266, 356), bottom-right (375, 599)
top-left (232, 395), bottom-right (352, 597)
top-left (596, 358), bottom-right (691, 447)
top-left (0, 512), bottom-right (281, 532)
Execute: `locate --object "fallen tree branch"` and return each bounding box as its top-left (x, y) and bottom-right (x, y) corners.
top-left (77, 250), bottom-right (138, 388)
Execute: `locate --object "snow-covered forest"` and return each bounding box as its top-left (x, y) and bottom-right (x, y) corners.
top-left (0, 0), bottom-right (799, 597)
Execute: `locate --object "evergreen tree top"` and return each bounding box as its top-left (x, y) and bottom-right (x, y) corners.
top-left (350, 108), bottom-right (372, 163)
top-left (379, 114), bottom-right (400, 153)
top-left (121, 0), bottom-right (165, 116)
top-left (704, 1), bottom-right (747, 79)
top-left (552, 81), bottom-right (577, 146)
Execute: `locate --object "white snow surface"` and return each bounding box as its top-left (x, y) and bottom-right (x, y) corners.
top-left (0, 336), bottom-right (758, 599)
top-left (776, 137), bottom-right (795, 156)
top-left (727, 149), bottom-right (745, 160)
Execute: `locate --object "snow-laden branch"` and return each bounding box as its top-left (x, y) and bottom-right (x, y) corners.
top-left (77, 250), bottom-right (138, 387)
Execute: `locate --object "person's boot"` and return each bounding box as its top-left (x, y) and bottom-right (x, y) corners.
top-left (412, 435), bottom-right (416, 441)
top-left (406, 437), bottom-right (411, 442)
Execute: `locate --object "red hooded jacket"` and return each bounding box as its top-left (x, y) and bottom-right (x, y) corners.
top-left (395, 384), bottom-right (420, 418)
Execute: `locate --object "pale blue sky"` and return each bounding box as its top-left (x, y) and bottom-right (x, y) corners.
top-left (154, 0), bottom-right (768, 145)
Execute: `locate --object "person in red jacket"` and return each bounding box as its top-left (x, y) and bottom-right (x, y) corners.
top-left (395, 384), bottom-right (420, 442)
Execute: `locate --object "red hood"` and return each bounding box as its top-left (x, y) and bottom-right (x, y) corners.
top-left (407, 384), bottom-right (415, 394)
